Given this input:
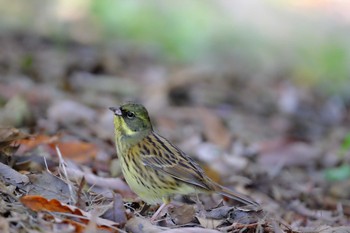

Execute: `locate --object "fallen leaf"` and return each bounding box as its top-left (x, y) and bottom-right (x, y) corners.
top-left (18, 135), bottom-right (98, 164)
top-left (101, 193), bottom-right (128, 226)
top-left (12, 154), bottom-right (56, 172)
top-left (0, 162), bottom-right (29, 187)
top-left (0, 127), bottom-right (29, 156)
top-left (20, 195), bottom-right (119, 231)
top-left (17, 134), bottom-right (60, 153)
top-left (199, 205), bottom-right (261, 229)
top-left (205, 205), bottom-right (234, 220)
top-left (0, 127), bottom-right (29, 143)
top-left (20, 195), bottom-right (81, 214)
top-left (55, 142), bottom-right (98, 164)
top-left (196, 216), bottom-right (222, 230)
top-left (125, 217), bottom-right (163, 233)
top-left (167, 204), bottom-right (196, 225)
top-left (26, 172), bottom-right (74, 202)
top-left (197, 107), bottom-right (231, 149)
top-left (60, 219), bottom-right (86, 233)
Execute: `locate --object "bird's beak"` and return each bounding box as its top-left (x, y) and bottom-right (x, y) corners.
top-left (109, 106), bottom-right (122, 116)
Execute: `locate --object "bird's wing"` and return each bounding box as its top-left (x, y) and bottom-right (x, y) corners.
top-left (140, 133), bottom-right (213, 191)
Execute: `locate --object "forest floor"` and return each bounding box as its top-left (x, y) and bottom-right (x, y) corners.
top-left (0, 33), bottom-right (349, 233)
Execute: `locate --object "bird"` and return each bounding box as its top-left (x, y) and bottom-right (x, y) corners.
top-left (109, 103), bottom-right (260, 220)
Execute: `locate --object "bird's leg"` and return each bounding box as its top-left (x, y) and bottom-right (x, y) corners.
top-left (150, 203), bottom-right (167, 222)
top-left (150, 197), bottom-right (171, 222)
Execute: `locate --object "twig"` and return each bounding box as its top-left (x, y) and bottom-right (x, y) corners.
top-left (55, 145), bottom-right (76, 204)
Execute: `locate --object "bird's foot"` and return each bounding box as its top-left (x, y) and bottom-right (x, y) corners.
top-left (150, 203), bottom-right (172, 223)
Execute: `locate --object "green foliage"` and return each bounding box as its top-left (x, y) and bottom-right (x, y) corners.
top-left (339, 132), bottom-right (350, 158)
top-left (20, 54), bottom-right (34, 72)
top-left (325, 164), bottom-right (350, 182)
top-left (89, 0), bottom-right (222, 61)
top-left (294, 39), bottom-right (350, 94)
top-left (324, 133), bottom-right (350, 181)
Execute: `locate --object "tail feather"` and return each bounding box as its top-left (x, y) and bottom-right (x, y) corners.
top-left (215, 185), bottom-right (261, 210)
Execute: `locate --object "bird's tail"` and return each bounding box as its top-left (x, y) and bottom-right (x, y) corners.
top-left (215, 184), bottom-right (261, 210)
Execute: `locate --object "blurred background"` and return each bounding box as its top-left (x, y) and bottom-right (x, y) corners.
top-left (1, 0), bottom-right (350, 222)
top-left (1, 0), bottom-right (350, 136)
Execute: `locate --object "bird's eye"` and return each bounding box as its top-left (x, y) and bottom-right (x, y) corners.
top-left (126, 111), bottom-right (135, 119)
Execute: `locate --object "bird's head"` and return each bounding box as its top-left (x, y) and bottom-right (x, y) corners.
top-left (109, 103), bottom-right (152, 143)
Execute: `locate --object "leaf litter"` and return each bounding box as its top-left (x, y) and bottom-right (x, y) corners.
top-left (0, 33), bottom-right (349, 232)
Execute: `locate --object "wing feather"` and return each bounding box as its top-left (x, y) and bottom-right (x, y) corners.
top-left (140, 132), bottom-right (213, 191)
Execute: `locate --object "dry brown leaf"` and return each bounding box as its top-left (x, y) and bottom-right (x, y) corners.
top-left (20, 195), bottom-right (82, 214)
top-left (167, 204), bottom-right (196, 225)
top-left (20, 195), bottom-right (120, 232)
top-left (0, 127), bottom-right (29, 156)
top-left (18, 134), bottom-right (60, 153)
top-left (0, 127), bottom-right (29, 143)
top-left (60, 219), bottom-right (86, 233)
top-left (197, 107), bottom-right (231, 149)
top-left (18, 134), bottom-right (98, 164)
top-left (55, 142), bottom-right (98, 163)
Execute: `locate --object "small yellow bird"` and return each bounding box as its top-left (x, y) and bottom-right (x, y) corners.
top-left (110, 103), bottom-right (260, 220)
